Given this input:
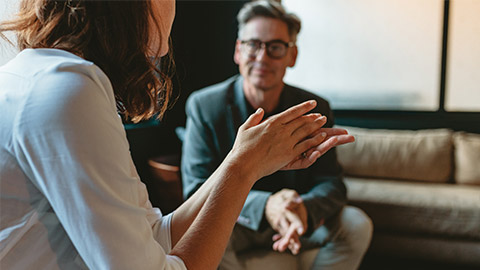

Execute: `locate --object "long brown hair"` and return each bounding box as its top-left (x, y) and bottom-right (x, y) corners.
top-left (0, 0), bottom-right (175, 122)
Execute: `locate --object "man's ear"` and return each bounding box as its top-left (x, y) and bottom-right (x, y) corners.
top-left (234, 40), bottom-right (242, 65)
top-left (288, 46), bottom-right (298, 67)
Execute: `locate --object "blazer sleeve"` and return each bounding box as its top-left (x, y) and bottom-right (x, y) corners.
top-left (181, 94), bottom-right (221, 200)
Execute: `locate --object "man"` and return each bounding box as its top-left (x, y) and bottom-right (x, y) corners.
top-left (181, 1), bottom-right (373, 269)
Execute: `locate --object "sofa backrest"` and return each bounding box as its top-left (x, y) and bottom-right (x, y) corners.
top-left (336, 126), bottom-right (480, 185)
top-left (336, 126), bottom-right (471, 184)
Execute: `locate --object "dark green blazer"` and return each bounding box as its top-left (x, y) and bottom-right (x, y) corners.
top-left (181, 75), bottom-right (347, 233)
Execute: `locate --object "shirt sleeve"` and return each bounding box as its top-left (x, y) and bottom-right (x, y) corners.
top-left (12, 62), bottom-right (186, 270)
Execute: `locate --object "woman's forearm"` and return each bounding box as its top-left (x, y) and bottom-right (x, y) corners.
top-left (169, 162), bottom-right (229, 246)
top-left (170, 155), bottom-right (255, 269)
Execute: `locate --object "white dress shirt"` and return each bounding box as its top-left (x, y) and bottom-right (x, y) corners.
top-left (0, 48), bottom-right (186, 269)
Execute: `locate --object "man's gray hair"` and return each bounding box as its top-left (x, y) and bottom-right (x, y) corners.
top-left (237, 0), bottom-right (302, 42)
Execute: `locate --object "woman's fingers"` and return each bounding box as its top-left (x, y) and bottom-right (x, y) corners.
top-left (281, 130), bottom-right (354, 171)
top-left (304, 134), bottom-right (355, 157)
top-left (270, 100), bottom-right (317, 125)
top-left (239, 108), bottom-right (264, 131)
top-left (320, 127), bottom-right (349, 136)
top-left (294, 129), bottom-right (354, 154)
top-left (289, 114), bottom-right (327, 140)
top-left (293, 127), bottom-right (349, 144)
top-left (281, 151), bottom-right (318, 170)
top-left (316, 134), bottom-right (355, 154)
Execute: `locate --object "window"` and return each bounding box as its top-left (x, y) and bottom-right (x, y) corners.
top-left (283, 0), bottom-right (479, 112)
top-left (445, 0), bottom-right (480, 111)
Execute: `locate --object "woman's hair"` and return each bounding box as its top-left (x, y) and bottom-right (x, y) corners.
top-left (0, 0), bottom-right (175, 122)
top-left (237, 0), bottom-right (301, 42)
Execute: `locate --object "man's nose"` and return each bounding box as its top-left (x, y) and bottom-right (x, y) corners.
top-left (255, 44), bottom-right (268, 61)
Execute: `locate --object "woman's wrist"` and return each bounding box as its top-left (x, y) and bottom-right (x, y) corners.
top-left (222, 150), bottom-right (259, 186)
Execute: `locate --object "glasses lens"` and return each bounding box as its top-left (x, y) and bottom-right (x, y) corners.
top-left (244, 40), bottom-right (260, 57)
top-left (267, 42), bottom-right (287, 58)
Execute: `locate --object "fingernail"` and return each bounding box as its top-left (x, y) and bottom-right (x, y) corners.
top-left (309, 100), bottom-right (316, 106)
top-left (256, 108), bottom-right (263, 114)
top-left (317, 116), bottom-right (326, 121)
top-left (321, 132), bottom-right (327, 137)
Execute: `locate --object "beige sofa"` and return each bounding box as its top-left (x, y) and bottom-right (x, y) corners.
top-left (336, 126), bottom-right (480, 267)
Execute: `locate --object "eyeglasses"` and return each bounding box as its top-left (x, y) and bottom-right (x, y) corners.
top-left (240, 39), bottom-right (295, 59)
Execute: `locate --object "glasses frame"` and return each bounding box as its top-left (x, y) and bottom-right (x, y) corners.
top-left (240, 39), bottom-right (295, 59)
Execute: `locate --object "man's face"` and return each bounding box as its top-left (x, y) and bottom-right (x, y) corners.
top-left (234, 17), bottom-right (297, 92)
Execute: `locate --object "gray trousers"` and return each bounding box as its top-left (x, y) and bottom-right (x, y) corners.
top-left (220, 206), bottom-right (373, 270)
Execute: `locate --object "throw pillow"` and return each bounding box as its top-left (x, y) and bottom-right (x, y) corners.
top-left (453, 132), bottom-right (480, 185)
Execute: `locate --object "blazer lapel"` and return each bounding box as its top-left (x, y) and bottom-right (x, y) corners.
top-left (226, 76), bottom-right (249, 148)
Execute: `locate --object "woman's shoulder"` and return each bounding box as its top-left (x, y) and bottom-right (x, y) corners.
top-left (4, 48), bottom-right (110, 92)
top-left (4, 49), bottom-right (87, 74)
top-left (7, 49), bottom-right (118, 134)
top-left (15, 49), bottom-right (114, 105)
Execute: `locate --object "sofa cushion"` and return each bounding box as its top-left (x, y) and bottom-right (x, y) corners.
top-left (345, 177), bottom-right (480, 240)
top-left (454, 132), bottom-right (480, 185)
top-left (336, 126), bottom-right (453, 183)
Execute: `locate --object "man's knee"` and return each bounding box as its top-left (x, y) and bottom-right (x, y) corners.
top-left (340, 206), bottom-right (373, 250)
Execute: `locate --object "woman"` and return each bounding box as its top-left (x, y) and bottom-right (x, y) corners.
top-left (0, 1), bottom-right (354, 269)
